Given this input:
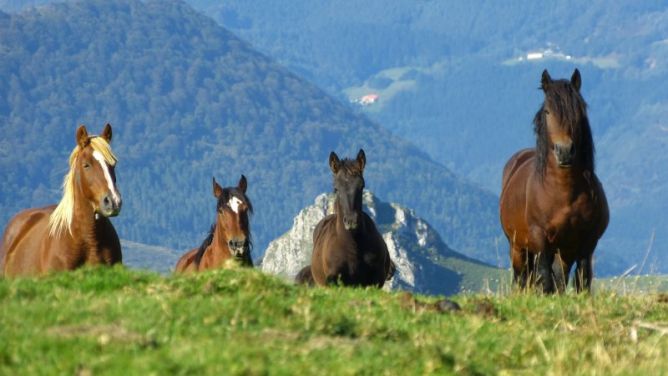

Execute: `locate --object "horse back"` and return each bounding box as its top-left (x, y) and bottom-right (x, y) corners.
top-left (174, 248), bottom-right (199, 273)
top-left (1, 205), bottom-right (55, 276)
top-left (295, 265), bottom-right (315, 285)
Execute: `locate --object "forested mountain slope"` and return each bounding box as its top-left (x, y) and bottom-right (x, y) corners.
top-left (0, 0), bottom-right (500, 264)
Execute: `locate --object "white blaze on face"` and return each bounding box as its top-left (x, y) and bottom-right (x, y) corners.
top-left (92, 150), bottom-right (120, 204)
top-left (228, 196), bottom-right (243, 214)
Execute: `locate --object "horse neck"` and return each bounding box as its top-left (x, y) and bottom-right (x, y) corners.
top-left (67, 179), bottom-right (100, 251)
top-left (210, 218), bottom-right (232, 259)
top-left (543, 158), bottom-right (590, 198)
top-left (333, 196), bottom-right (365, 234)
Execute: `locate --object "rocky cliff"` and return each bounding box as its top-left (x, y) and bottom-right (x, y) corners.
top-left (261, 192), bottom-right (501, 295)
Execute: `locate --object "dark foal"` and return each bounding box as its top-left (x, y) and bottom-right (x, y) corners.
top-left (296, 149), bottom-right (393, 287)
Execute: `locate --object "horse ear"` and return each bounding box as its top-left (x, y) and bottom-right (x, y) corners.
top-left (571, 68), bottom-right (581, 91)
top-left (212, 177), bottom-right (223, 198)
top-left (356, 149), bottom-right (366, 171)
top-left (329, 151), bottom-right (340, 174)
top-left (76, 125), bottom-right (89, 148)
top-left (238, 174), bottom-right (247, 193)
top-left (100, 123), bottom-right (112, 143)
top-left (541, 69), bottom-right (552, 91)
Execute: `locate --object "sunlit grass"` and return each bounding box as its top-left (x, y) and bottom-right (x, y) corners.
top-left (1, 266), bottom-right (667, 375)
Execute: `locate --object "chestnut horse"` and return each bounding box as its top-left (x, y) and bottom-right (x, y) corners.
top-left (175, 175), bottom-right (253, 272)
top-left (500, 69), bottom-right (609, 293)
top-left (0, 124), bottom-right (122, 277)
top-left (296, 149), bottom-right (394, 287)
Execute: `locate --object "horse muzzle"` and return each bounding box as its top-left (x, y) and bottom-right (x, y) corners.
top-left (228, 239), bottom-right (250, 258)
top-left (553, 143), bottom-right (575, 168)
top-left (99, 193), bottom-right (122, 217)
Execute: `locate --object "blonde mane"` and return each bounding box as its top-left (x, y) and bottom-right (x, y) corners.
top-left (48, 136), bottom-right (117, 237)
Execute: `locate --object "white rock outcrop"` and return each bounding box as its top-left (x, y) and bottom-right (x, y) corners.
top-left (261, 191), bottom-right (476, 295)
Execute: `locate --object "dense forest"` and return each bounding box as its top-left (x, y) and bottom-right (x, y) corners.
top-left (0, 0), bottom-right (501, 264)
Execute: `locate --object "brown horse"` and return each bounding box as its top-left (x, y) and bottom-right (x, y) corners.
top-left (296, 149), bottom-right (394, 287)
top-left (175, 175), bottom-right (253, 272)
top-left (500, 69), bottom-right (609, 293)
top-left (0, 124), bottom-right (122, 277)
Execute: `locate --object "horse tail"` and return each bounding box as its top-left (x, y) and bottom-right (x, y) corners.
top-left (295, 265), bottom-right (315, 285)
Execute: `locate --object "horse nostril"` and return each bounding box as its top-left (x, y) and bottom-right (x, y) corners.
top-left (103, 196), bottom-right (111, 207)
top-left (228, 240), bottom-right (247, 255)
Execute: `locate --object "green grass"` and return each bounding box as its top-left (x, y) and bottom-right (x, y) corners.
top-left (2, 267), bottom-right (668, 375)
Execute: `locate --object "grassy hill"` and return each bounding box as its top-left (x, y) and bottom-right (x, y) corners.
top-left (0, 0), bottom-right (500, 265)
top-left (2, 267), bottom-right (668, 374)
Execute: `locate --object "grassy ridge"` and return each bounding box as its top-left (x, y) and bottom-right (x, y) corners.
top-left (1, 267), bottom-right (668, 375)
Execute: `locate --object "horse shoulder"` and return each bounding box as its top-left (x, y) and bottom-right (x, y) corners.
top-left (312, 215), bottom-right (337, 257)
top-left (501, 148), bottom-right (535, 193)
top-left (589, 172), bottom-right (609, 223)
top-left (576, 171), bottom-right (609, 237)
top-left (309, 216), bottom-right (332, 285)
top-left (94, 216), bottom-right (122, 265)
top-left (361, 213), bottom-right (387, 252)
top-left (500, 156), bottom-right (535, 244)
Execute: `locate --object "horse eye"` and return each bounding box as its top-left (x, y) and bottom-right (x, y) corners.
top-left (83, 162), bottom-right (91, 169)
top-left (544, 110), bottom-right (550, 115)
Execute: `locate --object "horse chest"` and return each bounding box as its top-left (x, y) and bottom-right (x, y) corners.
top-left (540, 191), bottom-right (598, 246)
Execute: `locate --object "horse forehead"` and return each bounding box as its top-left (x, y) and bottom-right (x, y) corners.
top-left (335, 171), bottom-right (363, 184)
top-left (227, 194), bottom-right (244, 214)
top-left (92, 150), bottom-right (106, 164)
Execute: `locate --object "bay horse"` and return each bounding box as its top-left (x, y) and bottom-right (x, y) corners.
top-left (499, 69), bottom-right (609, 293)
top-left (296, 149), bottom-right (394, 287)
top-left (0, 124), bottom-right (122, 277)
top-left (175, 175), bottom-right (253, 272)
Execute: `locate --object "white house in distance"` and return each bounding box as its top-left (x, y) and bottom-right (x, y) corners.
top-left (353, 93), bottom-right (380, 106)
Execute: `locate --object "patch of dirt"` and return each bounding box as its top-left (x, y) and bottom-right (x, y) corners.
top-left (47, 323), bottom-right (157, 348)
top-left (470, 299), bottom-right (501, 319)
top-left (398, 292), bottom-right (461, 314)
top-left (657, 293), bottom-right (668, 304)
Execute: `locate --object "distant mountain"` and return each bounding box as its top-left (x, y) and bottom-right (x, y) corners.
top-left (0, 0), bottom-right (500, 265)
top-left (188, 0), bottom-right (668, 275)
top-left (261, 191), bottom-right (502, 295)
top-left (0, 0), bottom-right (51, 12)
top-left (121, 239), bottom-right (179, 274)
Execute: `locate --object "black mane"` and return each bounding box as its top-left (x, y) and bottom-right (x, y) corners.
top-left (194, 187), bottom-right (253, 267)
top-left (534, 79), bottom-right (595, 177)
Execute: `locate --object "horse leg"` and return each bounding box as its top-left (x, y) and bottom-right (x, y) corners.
top-left (536, 251), bottom-right (556, 294)
top-left (575, 254), bottom-right (593, 293)
top-left (552, 251), bottom-right (571, 294)
top-left (511, 246), bottom-right (530, 290)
